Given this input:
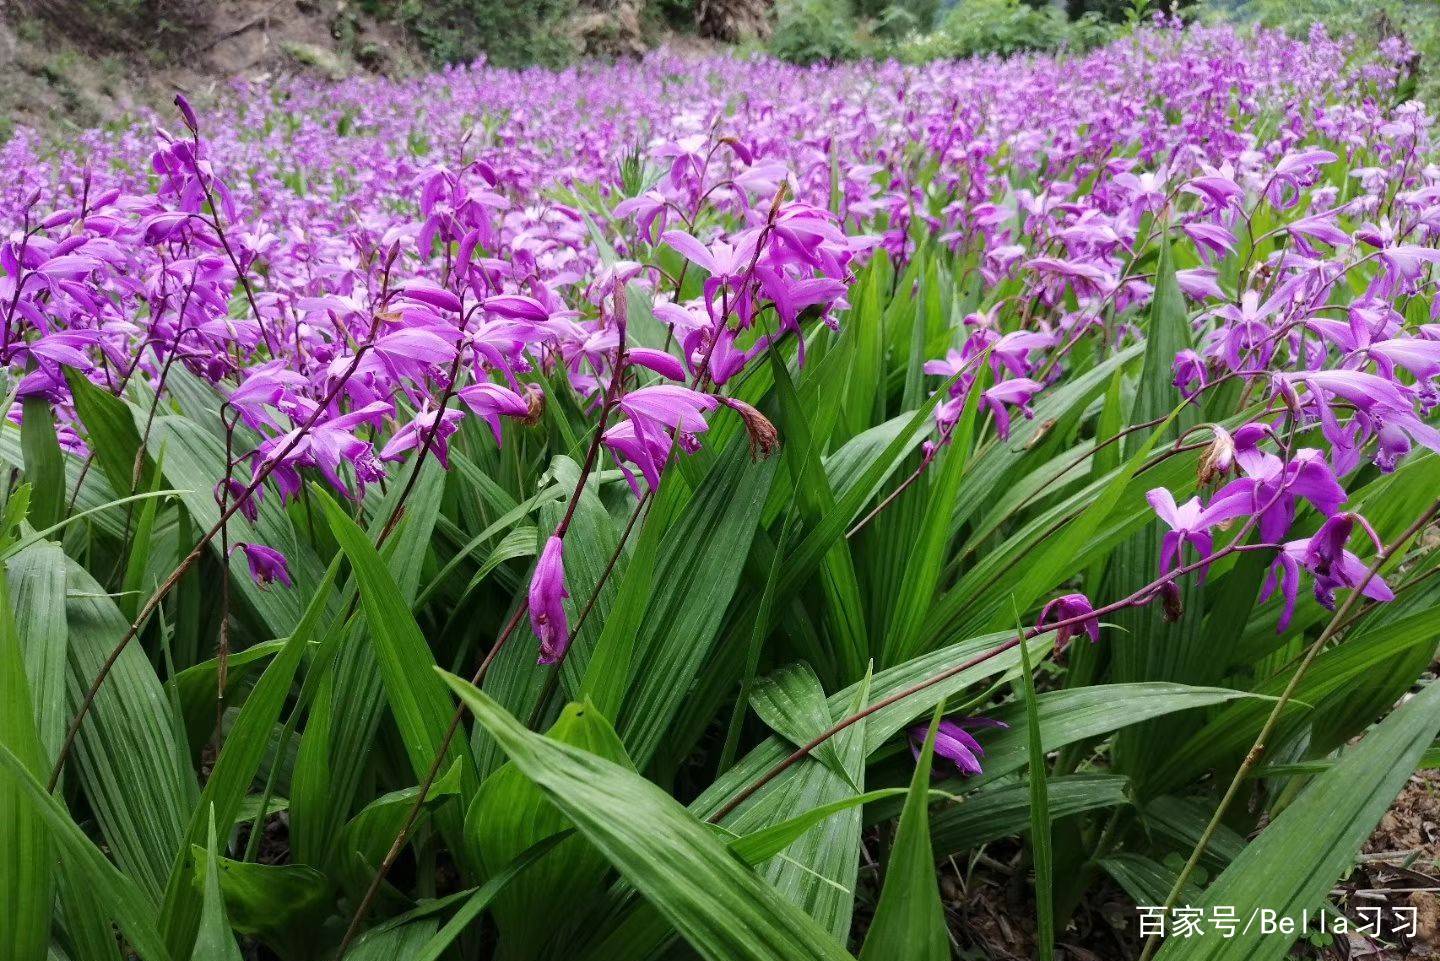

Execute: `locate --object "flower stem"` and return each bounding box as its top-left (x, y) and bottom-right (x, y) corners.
top-left (1135, 497), bottom-right (1440, 961)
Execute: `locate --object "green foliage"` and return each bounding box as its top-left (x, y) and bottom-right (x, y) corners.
top-left (899, 0), bottom-right (1116, 61)
top-left (379, 0), bottom-right (579, 67)
top-left (770, 0), bottom-right (865, 65)
top-left (12, 33), bottom-right (1440, 960)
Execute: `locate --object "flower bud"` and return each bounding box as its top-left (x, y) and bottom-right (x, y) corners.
top-left (530, 535), bottom-right (570, 664)
top-left (1160, 581), bottom-right (1184, 623)
top-left (174, 94), bottom-right (199, 135)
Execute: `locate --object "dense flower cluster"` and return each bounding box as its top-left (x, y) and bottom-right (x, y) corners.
top-left (2, 20), bottom-right (1434, 679)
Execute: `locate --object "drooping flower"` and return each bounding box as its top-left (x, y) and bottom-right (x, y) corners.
top-left (215, 477), bottom-right (261, 523)
top-left (617, 384), bottom-right (718, 450)
top-left (602, 419), bottom-right (674, 495)
top-left (909, 717), bottom-right (1010, 777)
top-left (1260, 513), bottom-right (1393, 630)
top-left (529, 535), bottom-right (570, 664)
top-left (380, 405), bottom-right (464, 467)
top-left (1038, 593), bottom-right (1100, 651)
top-left (233, 542), bottom-right (291, 589)
top-left (456, 382), bottom-right (530, 444)
top-left (1209, 447), bottom-right (1347, 543)
top-left (982, 377), bottom-right (1042, 440)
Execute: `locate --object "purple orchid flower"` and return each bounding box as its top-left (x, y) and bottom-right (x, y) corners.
top-left (910, 717), bottom-right (1010, 777)
top-left (1038, 592), bottom-right (1101, 652)
top-left (380, 405), bottom-right (464, 468)
top-left (456, 382), bottom-right (530, 444)
top-left (1261, 513), bottom-right (1393, 631)
top-left (982, 377), bottom-right (1042, 440)
top-left (233, 542), bottom-right (292, 589)
top-left (1146, 486), bottom-right (1255, 578)
top-left (529, 535), bottom-right (570, 664)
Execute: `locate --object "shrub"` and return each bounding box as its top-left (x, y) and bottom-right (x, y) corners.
top-left (371, 0), bottom-right (579, 67)
top-left (899, 0), bottom-right (1115, 61)
top-left (769, 0), bottom-right (863, 64)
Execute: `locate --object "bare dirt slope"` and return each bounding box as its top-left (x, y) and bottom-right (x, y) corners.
top-left (1, 0), bottom-right (419, 134)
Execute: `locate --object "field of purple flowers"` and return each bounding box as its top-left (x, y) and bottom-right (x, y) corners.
top-left (1, 19), bottom-right (1438, 961)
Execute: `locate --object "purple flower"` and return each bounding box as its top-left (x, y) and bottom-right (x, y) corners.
top-left (660, 229), bottom-right (759, 317)
top-left (616, 384), bottom-right (718, 454)
top-left (233, 542), bottom-right (291, 589)
top-left (456, 382), bottom-right (529, 444)
top-left (173, 93), bottom-right (199, 134)
top-left (371, 327), bottom-right (459, 384)
top-left (1261, 513), bottom-right (1393, 631)
top-left (1146, 487), bottom-right (1252, 578)
top-left (215, 478), bottom-right (261, 523)
top-left (602, 419), bottom-right (673, 495)
top-left (1209, 447), bottom-right (1347, 543)
top-left (1172, 349), bottom-right (1207, 399)
top-left (613, 190), bottom-right (670, 243)
top-left (380, 405), bottom-right (464, 467)
top-left (626, 347), bottom-right (687, 381)
top-left (982, 377), bottom-right (1042, 440)
top-left (910, 717), bottom-right (1009, 777)
top-left (529, 535), bottom-right (570, 664)
top-left (483, 294), bottom-right (552, 324)
top-left (1038, 593), bottom-right (1100, 651)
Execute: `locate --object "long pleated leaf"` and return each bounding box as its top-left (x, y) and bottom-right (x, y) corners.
top-left (1156, 677), bottom-right (1440, 961)
top-left (444, 674), bottom-right (858, 961)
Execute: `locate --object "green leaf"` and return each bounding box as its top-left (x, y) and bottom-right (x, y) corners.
top-left (333, 761), bottom-right (464, 901)
top-left (930, 775), bottom-right (1131, 856)
top-left (967, 403), bottom-right (1185, 639)
top-left (726, 787), bottom-right (913, 865)
top-left (1128, 237), bottom-right (1192, 443)
top-left (619, 438), bottom-right (779, 765)
top-left (695, 630), bottom-right (1040, 826)
top-left (64, 366), bottom-right (147, 498)
top-left (859, 705), bottom-right (947, 961)
top-left (961, 683), bottom-right (1258, 792)
top-left (20, 396), bottom-right (65, 531)
top-left (1155, 678), bottom-right (1440, 961)
top-left (881, 377), bottom-right (977, 665)
top-left (442, 674), bottom-right (857, 961)
top-left (949, 343), bottom-right (1142, 533)
top-left (410, 833), bottom-right (568, 961)
top-left (159, 557), bottom-right (342, 958)
top-left (62, 558), bottom-right (195, 902)
top-left (187, 850), bottom-right (331, 961)
top-left (317, 486), bottom-right (477, 850)
top-left (1099, 853), bottom-right (1201, 907)
top-left (466, 700), bottom-right (632, 958)
top-left (749, 662), bottom-right (852, 787)
top-left (579, 481), bottom-right (674, 722)
top-left (150, 415), bottom-right (323, 637)
top-left (1017, 621), bottom-right (1054, 961)
top-left (290, 457), bottom-right (445, 866)
top-left (192, 810), bottom-right (245, 961)
top-left (1149, 607), bottom-right (1440, 794)
top-left (0, 744), bottom-right (173, 961)
top-left (769, 351), bottom-right (867, 679)
top-left (7, 543), bottom-right (68, 762)
top-left (0, 421), bottom-right (127, 539)
top-left (752, 666), bottom-right (873, 940)
top-left (120, 446), bottom-right (167, 621)
top-left (0, 563), bottom-right (50, 961)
